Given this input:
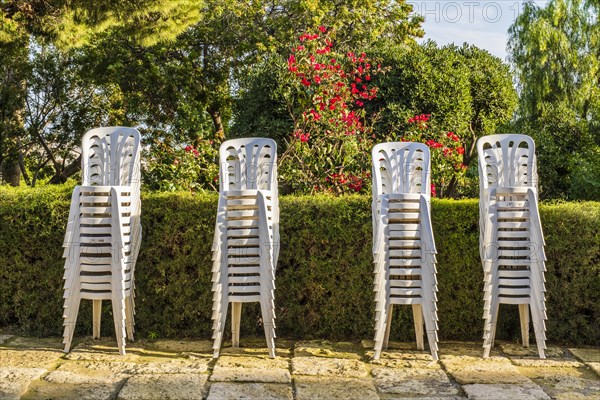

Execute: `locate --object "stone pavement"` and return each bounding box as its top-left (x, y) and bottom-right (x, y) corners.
top-left (1, 334), bottom-right (599, 400)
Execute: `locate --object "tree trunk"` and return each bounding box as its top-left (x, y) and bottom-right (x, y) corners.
top-left (1, 158), bottom-right (20, 186)
top-left (208, 108), bottom-right (225, 142)
top-left (49, 155), bottom-right (81, 184)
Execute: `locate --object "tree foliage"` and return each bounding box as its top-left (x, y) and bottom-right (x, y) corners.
top-left (508, 0), bottom-right (600, 199)
top-left (0, 32), bottom-right (28, 184)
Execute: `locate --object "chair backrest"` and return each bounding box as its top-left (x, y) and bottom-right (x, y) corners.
top-left (477, 134), bottom-right (537, 190)
top-left (219, 138), bottom-right (277, 192)
top-left (81, 127), bottom-right (141, 187)
top-left (372, 142), bottom-right (431, 197)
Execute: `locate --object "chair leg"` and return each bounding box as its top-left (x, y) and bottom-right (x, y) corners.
top-left (422, 303), bottom-right (439, 361)
top-left (111, 293), bottom-right (127, 356)
top-left (383, 304), bottom-right (393, 350)
top-left (63, 296), bottom-right (81, 353)
top-left (412, 304), bottom-right (424, 351)
top-left (92, 300), bottom-right (102, 339)
top-left (213, 302), bottom-right (229, 359)
top-left (125, 296), bottom-right (135, 341)
top-left (260, 299), bottom-right (276, 358)
top-left (518, 304), bottom-right (529, 348)
top-left (483, 296), bottom-right (499, 358)
top-left (530, 300), bottom-right (546, 359)
top-left (373, 300), bottom-right (388, 360)
top-left (231, 302), bottom-right (242, 348)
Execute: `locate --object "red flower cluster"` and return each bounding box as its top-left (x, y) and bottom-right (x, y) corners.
top-left (446, 131), bottom-right (460, 142)
top-left (326, 172), bottom-right (364, 192)
top-left (288, 54), bottom-right (298, 72)
top-left (185, 145), bottom-right (199, 157)
top-left (299, 33), bottom-right (320, 41)
top-left (431, 183), bottom-right (437, 197)
top-left (340, 110), bottom-right (362, 132)
top-left (294, 130), bottom-right (310, 143)
top-left (426, 140), bottom-right (443, 148)
top-left (408, 114), bottom-right (430, 124)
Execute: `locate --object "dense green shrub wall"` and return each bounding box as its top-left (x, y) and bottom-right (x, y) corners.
top-left (1, 187), bottom-right (599, 345)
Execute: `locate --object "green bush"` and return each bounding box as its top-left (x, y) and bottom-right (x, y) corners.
top-left (1, 186), bottom-right (598, 345)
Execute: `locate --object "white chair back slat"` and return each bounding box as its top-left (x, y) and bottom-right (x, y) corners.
top-left (477, 134), bottom-right (536, 191)
top-left (372, 142), bottom-right (430, 197)
top-left (62, 127), bottom-right (141, 356)
top-left (477, 133), bottom-right (546, 359)
top-left (219, 138), bottom-right (277, 192)
top-left (371, 142), bottom-right (438, 361)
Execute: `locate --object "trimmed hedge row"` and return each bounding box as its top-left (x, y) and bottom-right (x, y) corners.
top-left (1, 186), bottom-right (599, 345)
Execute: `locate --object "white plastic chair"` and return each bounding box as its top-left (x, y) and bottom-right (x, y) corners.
top-left (371, 142), bottom-right (439, 360)
top-left (62, 127), bottom-right (141, 355)
top-left (477, 134), bottom-right (547, 358)
top-left (211, 138), bottom-right (279, 358)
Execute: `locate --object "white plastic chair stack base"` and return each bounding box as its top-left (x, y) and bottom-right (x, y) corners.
top-left (62, 127), bottom-right (141, 355)
top-left (372, 143), bottom-right (439, 361)
top-left (211, 139), bottom-right (279, 359)
top-left (478, 134), bottom-right (547, 359)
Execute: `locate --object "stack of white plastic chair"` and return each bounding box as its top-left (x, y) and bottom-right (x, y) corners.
top-left (477, 134), bottom-right (547, 358)
top-left (62, 127), bottom-right (142, 355)
top-left (211, 138), bottom-right (279, 358)
top-left (372, 142), bottom-right (439, 360)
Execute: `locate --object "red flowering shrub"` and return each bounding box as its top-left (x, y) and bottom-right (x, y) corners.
top-left (279, 27), bottom-right (383, 194)
top-left (401, 114), bottom-right (466, 197)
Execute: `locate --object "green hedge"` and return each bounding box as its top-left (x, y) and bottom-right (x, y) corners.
top-left (1, 186), bottom-right (599, 345)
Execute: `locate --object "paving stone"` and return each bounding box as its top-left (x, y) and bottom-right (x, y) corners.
top-left (363, 340), bottom-right (436, 362)
top-left (139, 339), bottom-right (213, 355)
top-left (22, 363), bottom-right (128, 400)
top-left (117, 374), bottom-right (208, 400)
top-left (517, 365), bottom-right (600, 400)
top-left (463, 384), bottom-right (550, 399)
top-left (512, 359), bottom-right (584, 368)
top-left (438, 341), bottom-right (502, 358)
top-left (25, 359), bottom-right (133, 399)
top-left (291, 356), bottom-right (368, 377)
top-left (371, 363), bottom-right (460, 397)
top-left (294, 376), bottom-right (378, 400)
top-left (123, 358), bottom-right (211, 374)
top-left (72, 337), bottom-right (214, 359)
top-left (499, 342), bottom-right (565, 358)
top-left (515, 362), bottom-right (600, 399)
top-left (378, 397), bottom-right (466, 400)
top-left (569, 348), bottom-right (600, 363)
top-left (0, 367), bottom-right (47, 400)
top-left (0, 347), bottom-right (63, 368)
top-left (210, 355), bottom-right (291, 383)
top-left (220, 345), bottom-right (292, 358)
top-left (440, 355), bottom-right (532, 384)
top-left (217, 338), bottom-right (294, 356)
top-left (552, 393), bottom-right (597, 400)
top-left (370, 357), bottom-right (440, 369)
top-left (294, 340), bottom-right (363, 359)
top-left (206, 382), bottom-right (293, 400)
top-left (55, 360), bottom-right (136, 376)
top-left (588, 363), bottom-right (600, 377)
top-left (66, 338), bottom-right (166, 361)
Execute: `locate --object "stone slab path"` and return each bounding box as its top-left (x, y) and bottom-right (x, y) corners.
top-left (0, 335), bottom-right (599, 399)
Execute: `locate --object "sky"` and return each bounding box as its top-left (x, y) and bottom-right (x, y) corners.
top-left (408, 0), bottom-right (550, 62)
